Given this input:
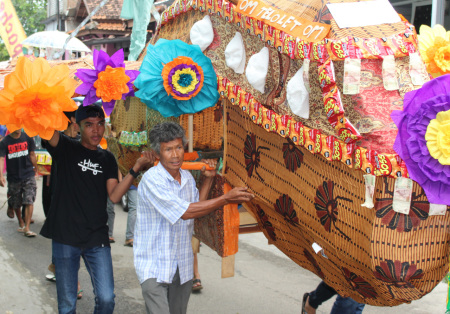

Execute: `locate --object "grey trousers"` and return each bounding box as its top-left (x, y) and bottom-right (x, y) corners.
top-left (125, 189), bottom-right (137, 240)
top-left (141, 268), bottom-right (193, 314)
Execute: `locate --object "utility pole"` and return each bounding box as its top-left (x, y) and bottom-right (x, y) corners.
top-left (56, 0), bottom-right (60, 31)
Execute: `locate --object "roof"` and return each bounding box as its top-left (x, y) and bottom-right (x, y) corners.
top-left (82, 0), bottom-right (124, 20)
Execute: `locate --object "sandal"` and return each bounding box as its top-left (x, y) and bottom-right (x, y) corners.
top-left (7, 207), bottom-right (14, 219)
top-left (17, 226), bottom-right (25, 233)
top-left (77, 289), bottom-right (83, 299)
top-left (45, 274), bottom-right (56, 282)
top-left (24, 231), bottom-right (36, 237)
top-left (109, 237), bottom-right (115, 243)
top-left (192, 278), bottom-right (203, 291)
top-left (124, 240), bottom-right (133, 247)
top-left (301, 293), bottom-right (308, 314)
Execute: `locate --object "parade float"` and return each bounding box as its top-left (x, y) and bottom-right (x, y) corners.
top-left (125, 0), bottom-right (450, 307)
top-left (1, 0), bottom-right (450, 308)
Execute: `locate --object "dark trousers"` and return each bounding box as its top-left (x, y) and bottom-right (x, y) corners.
top-left (309, 281), bottom-right (365, 314)
top-left (42, 175), bottom-right (51, 217)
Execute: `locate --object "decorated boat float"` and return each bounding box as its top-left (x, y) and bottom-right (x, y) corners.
top-left (117, 0), bottom-right (449, 307)
top-left (1, 0), bottom-right (449, 308)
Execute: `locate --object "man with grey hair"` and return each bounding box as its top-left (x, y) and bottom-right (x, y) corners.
top-left (134, 122), bottom-right (254, 314)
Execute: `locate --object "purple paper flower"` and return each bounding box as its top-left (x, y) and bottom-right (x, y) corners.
top-left (391, 75), bottom-right (450, 205)
top-left (75, 49), bottom-right (140, 115)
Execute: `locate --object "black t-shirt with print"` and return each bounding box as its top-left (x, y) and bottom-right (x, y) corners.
top-left (0, 132), bottom-right (36, 182)
top-left (40, 133), bottom-right (118, 248)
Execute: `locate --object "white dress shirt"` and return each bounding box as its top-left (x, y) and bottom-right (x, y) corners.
top-left (134, 162), bottom-right (199, 284)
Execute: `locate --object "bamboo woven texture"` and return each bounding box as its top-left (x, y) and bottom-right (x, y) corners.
top-left (193, 174), bottom-right (226, 256)
top-left (109, 97), bottom-right (178, 181)
top-left (223, 100), bottom-right (450, 306)
top-left (179, 104), bottom-right (224, 151)
top-left (110, 97), bottom-right (147, 135)
top-left (106, 137), bottom-right (142, 186)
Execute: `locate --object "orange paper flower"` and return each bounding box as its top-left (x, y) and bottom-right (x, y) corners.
top-left (93, 66), bottom-right (130, 102)
top-left (0, 57), bottom-right (78, 139)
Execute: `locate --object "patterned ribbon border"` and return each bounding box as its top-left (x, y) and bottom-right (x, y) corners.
top-left (158, 0), bottom-right (418, 62)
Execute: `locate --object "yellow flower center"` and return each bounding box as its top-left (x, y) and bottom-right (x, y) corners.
top-left (171, 68), bottom-right (199, 94)
top-left (425, 109), bottom-right (450, 165)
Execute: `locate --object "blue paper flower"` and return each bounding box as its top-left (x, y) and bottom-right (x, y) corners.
top-left (135, 39), bottom-right (219, 117)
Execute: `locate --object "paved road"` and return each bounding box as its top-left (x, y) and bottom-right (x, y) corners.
top-left (0, 176), bottom-right (446, 313)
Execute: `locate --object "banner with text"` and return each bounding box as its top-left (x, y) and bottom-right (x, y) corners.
top-left (0, 0), bottom-right (26, 59)
top-left (235, 0), bottom-right (330, 42)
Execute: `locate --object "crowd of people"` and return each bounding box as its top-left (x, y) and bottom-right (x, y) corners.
top-left (0, 104), bottom-right (364, 314)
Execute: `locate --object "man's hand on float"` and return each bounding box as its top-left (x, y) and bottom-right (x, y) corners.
top-left (224, 186), bottom-right (255, 204)
top-left (200, 159), bottom-right (217, 177)
top-left (135, 150), bottom-right (157, 171)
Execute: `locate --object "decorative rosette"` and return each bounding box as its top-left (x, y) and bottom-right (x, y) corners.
top-left (135, 39), bottom-right (219, 117)
top-left (75, 49), bottom-right (139, 115)
top-left (0, 56), bottom-right (78, 139)
top-left (162, 56), bottom-right (204, 100)
top-left (391, 75), bottom-right (450, 205)
top-left (417, 24), bottom-right (450, 78)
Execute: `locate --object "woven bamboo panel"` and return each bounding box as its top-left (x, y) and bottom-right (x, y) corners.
top-left (193, 174), bottom-right (226, 256)
top-left (146, 108), bottom-right (179, 135)
top-left (110, 97), bottom-right (147, 134)
top-left (179, 103), bottom-right (224, 151)
top-left (109, 97), bottom-right (178, 183)
top-left (107, 137), bottom-right (142, 186)
top-left (223, 100), bottom-right (450, 306)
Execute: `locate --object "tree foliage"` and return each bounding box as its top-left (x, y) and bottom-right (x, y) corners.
top-left (0, 0), bottom-right (48, 61)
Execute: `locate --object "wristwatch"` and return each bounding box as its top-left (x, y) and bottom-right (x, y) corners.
top-left (129, 168), bottom-right (140, 178)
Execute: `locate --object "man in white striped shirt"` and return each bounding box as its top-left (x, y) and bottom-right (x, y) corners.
top-left (134, 122), bottom-right (254, 314)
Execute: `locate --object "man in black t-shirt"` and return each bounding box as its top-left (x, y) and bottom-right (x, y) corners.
top-left (0, 129), bottom-right (38, 237)
top-left (40, 104), bottom-right (154, 314)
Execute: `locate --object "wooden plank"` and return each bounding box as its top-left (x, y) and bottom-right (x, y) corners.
top-left (239, 211), bottom-right (257, 226)
top-left (239, 226), bottom-right (262, 234)
top-left (221, 255), bottom-right (235, 278)
top-left (241, 202), bottom-right (258, 221)
top-left (223, 183), bottom-right (240, 256)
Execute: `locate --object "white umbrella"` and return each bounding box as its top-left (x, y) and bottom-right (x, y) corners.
top-left (22, 31), bottom-right (91, 52)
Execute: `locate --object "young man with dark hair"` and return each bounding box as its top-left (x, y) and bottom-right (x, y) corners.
top-left (41, 104), bottom-right (154, 314)
top-left (0, 128), bottom-right (38, 237)
top-left (134, 122), bottom-right (254, 314)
